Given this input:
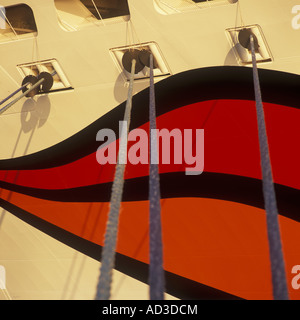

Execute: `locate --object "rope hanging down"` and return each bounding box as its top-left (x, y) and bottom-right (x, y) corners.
top-left (148, 53), bottom-right (165, 300)
top-left (250, 34), bottom-right (289, 300)
top-left (0, 78), bottom-right (44, 115)
top-left (0, 71), bottom-right (56, 115)
top-left (95, 58), bottom-right (136, 300)
top-left (0, 82), bottom-right (30, 106)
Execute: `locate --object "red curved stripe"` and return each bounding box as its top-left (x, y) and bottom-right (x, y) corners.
top-left (0, 99), bottom-right (299, 190)
top-left (1, 186), bottom-right (300, 300)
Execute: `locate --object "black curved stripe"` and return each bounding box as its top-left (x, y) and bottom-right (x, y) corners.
top-left (0, 66), bottom-right (299, 170)
top-left (0, 198), bottom-right (243, 300)
top-left (1, 172), bottom-right (299, 223)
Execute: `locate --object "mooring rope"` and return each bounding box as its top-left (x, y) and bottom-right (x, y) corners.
top-left (95, 59), bottom-right (136, 300)
top-left (250, 34), bottom-right (289, 300)
top-left (0, 78), bottom-right (44, 115)
top-left (91, 0), bottom-right (106, 26)
top-left (148, 53), bottom-right (165, 300)
top-left (0, 82), bottom-right (30, 106)
top-left (0, 71), bottom-right (57, 115)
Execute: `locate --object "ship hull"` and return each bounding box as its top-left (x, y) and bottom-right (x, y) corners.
top-left (1, 66), bottom-right (300, 299)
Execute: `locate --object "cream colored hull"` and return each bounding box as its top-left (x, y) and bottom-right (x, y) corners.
top-left (0, 0), bottom-right (299, 300)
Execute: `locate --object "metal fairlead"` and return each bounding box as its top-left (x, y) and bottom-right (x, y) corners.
top-left (122, 49), bottom-right (145, 74)
top-left (238, 28), bottom-right (259, 51)
top-left (22, 75), bottom-right (39, 98)
top-left (138, 49), bottom-right (158, 69)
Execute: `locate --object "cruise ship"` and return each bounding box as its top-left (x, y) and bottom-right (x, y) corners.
top-left (0, 0), bottom-right (300, 300)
